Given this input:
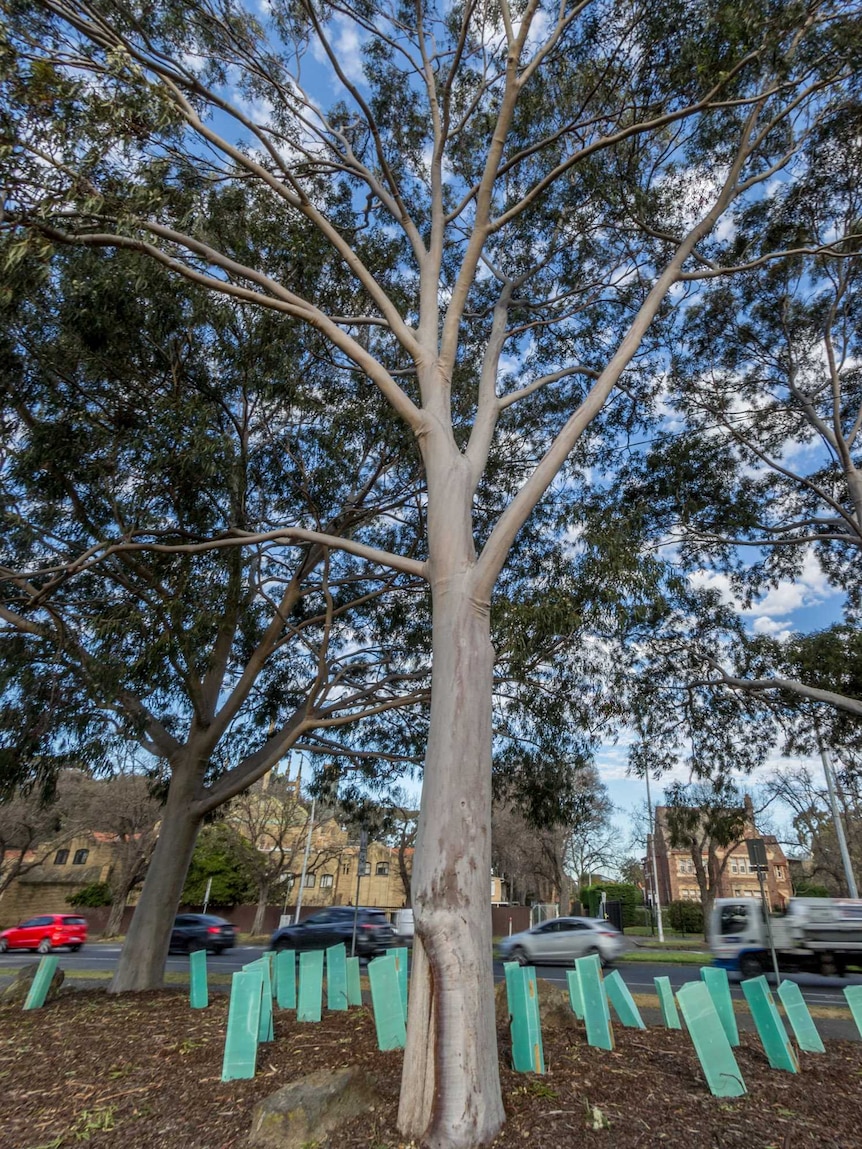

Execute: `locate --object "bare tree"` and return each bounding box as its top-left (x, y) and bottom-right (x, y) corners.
top-left (83, 774), bottom-right (162, 937)
top-left (661, 782), bottom-right (751, 937)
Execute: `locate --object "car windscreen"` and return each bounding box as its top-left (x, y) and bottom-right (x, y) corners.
top-left (718, 904), bottom-right (750, 935)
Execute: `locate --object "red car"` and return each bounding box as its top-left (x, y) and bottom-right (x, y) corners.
top-left (0, 914), bottom-right (88, 954)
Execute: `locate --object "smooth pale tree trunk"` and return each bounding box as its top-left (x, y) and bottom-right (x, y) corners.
top-left (397, 565), bottom-right (504, 1147)
top-left (109, 767), bottom-right (202, 993)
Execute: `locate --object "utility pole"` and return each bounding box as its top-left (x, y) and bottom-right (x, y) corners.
top-left (294, 797), bottom-right (316, 924)
top-left (821, 744), bottom-right (859, 899)
top-left (351, 826), bottom-right (368, 957)
top-left (644, 769), bottom-right (665, 942)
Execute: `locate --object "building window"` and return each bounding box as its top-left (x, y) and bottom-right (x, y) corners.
top-left (359, 862), bottom-right (371, 876)
top-left (775, 866), bottom-right (784, 880)
top-left (303, 873), bottom-right (315, 888)
top-left (72, 849), bottom-right (89, 865)
top-left (54, 849), bottom-right (69, 865)
top-left (320, 874), bottom-right (334, 889)
top-left (285, 873), bottom-right (295, 887)
top-left (342, 863), bottom-right (351, 875)
top-left (376, 862), bottom-right (389, 877)
top-left (730, 859), bottom-right (738, 874)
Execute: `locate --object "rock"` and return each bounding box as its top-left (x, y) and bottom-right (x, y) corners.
top-left (248, 1066), bottom-right (381, 1148)
top-left (1, 963), bottom-right (65, 1006)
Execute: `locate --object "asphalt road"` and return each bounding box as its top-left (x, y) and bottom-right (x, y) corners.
top-left (0, 942), bottom-right (262, 978)
top-left (2, 944), bottom-right (860, 1009)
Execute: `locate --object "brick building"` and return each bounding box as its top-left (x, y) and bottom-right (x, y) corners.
top-left (649, 796), bottom-right (793, 913)
top-left (0, 831), bottom-right (117, 924)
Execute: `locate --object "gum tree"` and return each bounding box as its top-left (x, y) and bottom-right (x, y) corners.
top-left (0, 241), bottom-right (429, 991)
top-left (4, 1), bottom-right (859, 1143)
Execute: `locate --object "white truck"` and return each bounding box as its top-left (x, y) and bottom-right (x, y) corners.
top-left (710, 897), bottom-right (862, 979)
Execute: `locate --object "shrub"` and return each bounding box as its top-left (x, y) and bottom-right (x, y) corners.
top-left (579, 882), bottom-right (642, 927)
top-left (664, 899), bottom-right (704, 934)
top-left (67, 882), bottom-right (112, 908)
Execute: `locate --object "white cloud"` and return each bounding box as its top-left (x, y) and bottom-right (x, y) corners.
top-left (690, 549), bottom-right (840, 629)
top-left (751, 616), bottom-right (793, 642)
top-left (310, 16), bottom-right (368, 88)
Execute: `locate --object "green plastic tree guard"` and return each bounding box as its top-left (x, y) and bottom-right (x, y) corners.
top-left (243, 958), bottom-right (274, 1042)
top-left (654, 976), bottom-right (681, 1029)
top-left (258, 958), bottom-right (274, 1041)
top-left (297, 950), bottom-right (324, 1023)
top-left (741, 975), bottom-right (797, 1072)
top-left (368, 954), bottom-right (406, 1050)
top-left (700, 966), bottom-right (739, 1046)
top-left (566, 969), bottom-right (584, 1020)
top-left (275, 949), bottom-right (296, 1010)
top-left (22, 955), bottom-right (60, 1011)
top-left (676, 981), bottom-right (746, 1098)
top-left (221, 969), bottom-right (263, 1081)
top-left (604, 969), bottom-right (646, 1029)
top-left (777, 980), bottom-right (824, 1054)
top-left (386, 946), bottom-right (409, 1017)
top-left (575, 954), bottom-right (613, 1051)
top-left (326, 943), bottom-right (348, 1011)
top-left (845, 985), bottom-right (862, 1038)
top-left (503, 961), bottom-right (545, 1073)
top-left (189, 948), bottom-right (208, 1009)
top-left (346, 956), bottom-right (362, 1007)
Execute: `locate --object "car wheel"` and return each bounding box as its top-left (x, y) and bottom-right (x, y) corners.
top-left (0, 939), bottom-right (8, 953)
top-left (37, 938), bottom-right (52, 955)
top-left (511, 946), bottom-right (530, 966)
top-left (739, 953), bottom-right (764, 979)
top-left (70, 944), bottom-right (82, 952)
top-left (187, 938), bottom-right (204, 953)
top-left (213, 946), bottom-right (225, 955)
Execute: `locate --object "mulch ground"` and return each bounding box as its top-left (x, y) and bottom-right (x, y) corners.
top-left (1, 987), bottom-right (861, 1149)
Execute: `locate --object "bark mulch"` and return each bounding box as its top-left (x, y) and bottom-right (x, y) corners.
top-left (1, 988), bottom-right (860, 1149)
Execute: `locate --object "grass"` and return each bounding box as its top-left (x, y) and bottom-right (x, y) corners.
top-left (618, 949), bottom-right (709, 966)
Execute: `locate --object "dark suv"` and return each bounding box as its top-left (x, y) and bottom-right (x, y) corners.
top-left (269, 906), bottom-right (394, 958)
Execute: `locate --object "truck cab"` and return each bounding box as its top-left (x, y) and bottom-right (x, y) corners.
top-left (710, 900), bottom-right (772, 979)
top-left (710, 896), bottom-right (862, 978)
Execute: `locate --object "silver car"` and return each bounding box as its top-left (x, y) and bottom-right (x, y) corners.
top-left (498, 916), bottom-right (624, 967)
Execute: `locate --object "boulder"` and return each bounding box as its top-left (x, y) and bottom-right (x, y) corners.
top-left (248, 1066), bottom-right (381, 1149)
top-left (1, 963), bottom-right (65, 1007)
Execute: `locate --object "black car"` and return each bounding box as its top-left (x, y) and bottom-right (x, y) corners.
top-left (269, 906), bottom-right (394, 958)
top-left (169, 913), bottom-right (237, 954)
